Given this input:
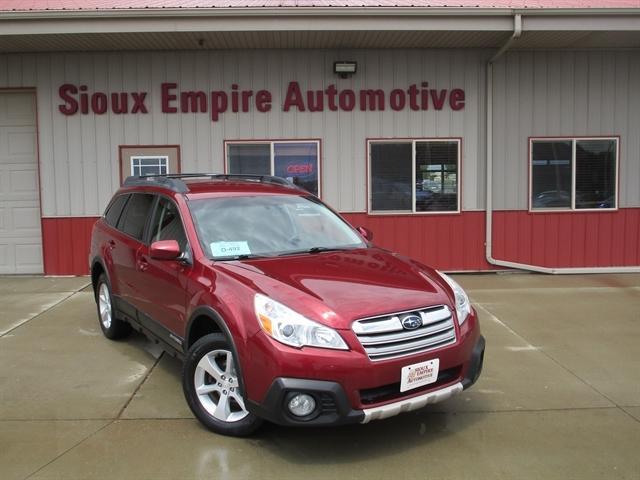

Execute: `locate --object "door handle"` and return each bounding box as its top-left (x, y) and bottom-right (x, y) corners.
top-left (107, 240), bottom-right (116, 250)
top-left (138, 256), bottom-right (149, 272)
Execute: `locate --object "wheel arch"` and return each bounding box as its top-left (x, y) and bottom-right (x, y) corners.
top-left (185, 306), bottom-right (247, 395)
top-left (90, 257), bottom-right (109, 295)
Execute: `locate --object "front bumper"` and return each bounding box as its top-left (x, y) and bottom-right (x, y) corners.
top-left (246, 334), bottom-right (485, 426)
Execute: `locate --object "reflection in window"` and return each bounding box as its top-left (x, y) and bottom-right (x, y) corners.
top-left (227, 144), bottom-right (270, 175)
top-left (370, 143), bottom-right (412, 211)
top-left (131, 156), bottom-right (169, 176)
top-left (119, 193), bottom-right (155, 241)
top-left (369, 139), bottom-right (460, 213)
top-left (104, 194), bottom-right (129, 227)
top-left (531, 141), bottom-right (572, 209)
top-left (575, 140), bottom-right (616, 209)
top-left (274, 143), bottom-right (319, 196)
top-left (149, 197), bottom-right (188, 252)
top-left (530, 138), bottom-right (617, 210)
top-left (226, 141), bottom-right (320, 196)
top-left (415, 141), bottom-right (459, 212)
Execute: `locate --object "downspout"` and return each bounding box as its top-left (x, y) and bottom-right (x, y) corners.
top-left (484, 14), bottom-right (640, 274)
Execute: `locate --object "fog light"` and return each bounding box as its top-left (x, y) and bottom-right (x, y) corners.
top-left (287, 393), bottom-right (316, 417)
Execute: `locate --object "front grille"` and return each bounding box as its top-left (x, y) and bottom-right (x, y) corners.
top-left (352, 305), bottom-right (456, 361)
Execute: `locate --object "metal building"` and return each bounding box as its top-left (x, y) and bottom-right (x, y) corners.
top-left (0, 1), bottom-right (639, 275)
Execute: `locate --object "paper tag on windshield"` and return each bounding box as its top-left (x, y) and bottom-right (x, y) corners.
top-left (210, 241), bottom-right (251, 257)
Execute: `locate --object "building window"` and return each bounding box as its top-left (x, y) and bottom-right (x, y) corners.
top-left (530, 137), bottom-right (618, 210)
top-left (369, 139), bottom-right (460, 213)
top-left (226, 140), bottom-right (320, 197)
top-left (130, 156), bottom-right (169, 177)
top-left (118, 145), bottom-right (181, 184)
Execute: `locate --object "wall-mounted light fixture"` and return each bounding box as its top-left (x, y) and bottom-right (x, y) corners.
top-left (334, 61), bottom-right (357, 79)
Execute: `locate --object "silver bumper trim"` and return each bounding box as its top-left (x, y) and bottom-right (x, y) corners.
top-left (360, 381), bottom-right (464, 423)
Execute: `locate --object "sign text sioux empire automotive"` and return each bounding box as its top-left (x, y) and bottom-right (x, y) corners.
top-left (58, 81), bottom-right (466, 122)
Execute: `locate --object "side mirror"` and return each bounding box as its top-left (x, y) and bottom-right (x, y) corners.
top-left (150, 240), bottom-right (181, 260)
top-left (356, 226), bottom-right (373, 242)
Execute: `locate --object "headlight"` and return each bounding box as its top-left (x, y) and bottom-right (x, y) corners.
top-left (254, 294), bottom-right (348, 350)
top-left (437, 272), bottom-right (471, 325)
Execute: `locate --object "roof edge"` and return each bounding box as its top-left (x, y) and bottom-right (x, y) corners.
top-left (1, 7), bottom-right (639, 21)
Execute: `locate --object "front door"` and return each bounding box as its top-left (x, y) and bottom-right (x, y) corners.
top-left (136, 195), bottom-right (190, 341)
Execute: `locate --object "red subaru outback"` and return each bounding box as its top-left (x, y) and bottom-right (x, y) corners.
top-left (90, 174), bottom-right (484, 436)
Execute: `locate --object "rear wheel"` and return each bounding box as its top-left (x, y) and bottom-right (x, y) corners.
top-left (95, 274), bottom-right (131, 340)
top-left (183, 333), bottom-right (262, 436)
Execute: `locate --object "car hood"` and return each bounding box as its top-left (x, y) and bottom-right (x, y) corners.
top-left (216, 248), bottom-right (452, 329)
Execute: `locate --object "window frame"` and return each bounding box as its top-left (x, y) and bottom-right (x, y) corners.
top-left (528, 136), bottom-right (620, 213)
top-left (145, 193), bottom-right (192, 255)
top-left (130, 155), bottom-right (170, 177)
top-left (223, 139), bottom-right (322, 198)
top-left (367, 137), bottom-right (462, 215)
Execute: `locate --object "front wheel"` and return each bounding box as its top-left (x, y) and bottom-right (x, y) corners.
top-left (182, 333), bottom-right (262, 436)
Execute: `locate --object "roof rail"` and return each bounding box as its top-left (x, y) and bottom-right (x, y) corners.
top-left (209, 174), bottom-right (294, 187)
top-left (122, 173), bottom-right (300, 193)
top-left (123, 175), bottom-right (189, 193)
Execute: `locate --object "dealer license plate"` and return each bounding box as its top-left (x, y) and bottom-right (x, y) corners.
top-left (400, 359), bottom-right (440, 393)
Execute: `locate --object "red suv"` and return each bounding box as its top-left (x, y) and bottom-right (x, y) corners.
top-left (90, 174), bottom-right (484, 436)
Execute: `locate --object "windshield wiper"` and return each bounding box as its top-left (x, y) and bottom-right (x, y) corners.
top-left (277, 246), bottom-right (351, 256)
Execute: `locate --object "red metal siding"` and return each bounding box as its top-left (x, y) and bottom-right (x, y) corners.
top-left (40, 209), bottom-right (640, 275)
top-left (341, 212), bottom-right (491, 271)
top-left (492, 209), bottom-right (640, 268)
top-left (42, 217), bottom-right (98, 276)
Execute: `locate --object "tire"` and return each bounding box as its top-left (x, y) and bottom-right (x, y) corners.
top-left (182, 333), bottom-right (263, 436)
top-left (95, 274), bottom-right (132, 340)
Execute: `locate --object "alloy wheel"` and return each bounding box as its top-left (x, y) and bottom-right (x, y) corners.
top-left (98, 283), bottom-right (112, 329)
top-left (194, 349), bottom-right (249, 423)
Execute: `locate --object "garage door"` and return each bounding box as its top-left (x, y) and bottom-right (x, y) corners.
top-left (0, 91), bottom-right (42, 274)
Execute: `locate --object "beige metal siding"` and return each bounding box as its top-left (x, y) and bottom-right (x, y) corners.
top-left (492, 50), bottom-right (640, 210)
top-left (4, 49), bottom-right (637, 215)
top-left (0, 50), bottom-right (487, 217)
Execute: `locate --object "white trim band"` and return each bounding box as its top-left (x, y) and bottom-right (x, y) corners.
top-left (360, 381), bottom-right (463, 423)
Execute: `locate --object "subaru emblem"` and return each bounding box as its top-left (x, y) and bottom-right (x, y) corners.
top-left (401, 314), bottom-right (422, 330)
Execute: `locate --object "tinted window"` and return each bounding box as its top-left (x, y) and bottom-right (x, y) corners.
top-left (415, 141), bottom-right (459, 212)
top-left (575, 139), bottom-right (617, 209)
top-left (369, 140), bottom-right (460, 213)
top-left (104, 194), bottom-right (129, 227)
top-left (118, 193), bottom-right (155, 241)
top-left (370, 143), bottom-right (412, 211)
top-left (531, 141), bottom-right (572, 209)
top-left (149, 197), bottom-right (188, 251)
top-left (530, 138), bottom-right (617, 210)
top-left (228, 144), bottom-right (270, 175)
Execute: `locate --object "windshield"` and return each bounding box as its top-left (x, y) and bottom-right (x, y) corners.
top-left (189, 195), bottom-right (366, 259)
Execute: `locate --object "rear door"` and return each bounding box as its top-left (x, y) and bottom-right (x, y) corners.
top-left (98, 193), bottom-right (130, 291)
top-left (110, 192), bottom-right (155, 317)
